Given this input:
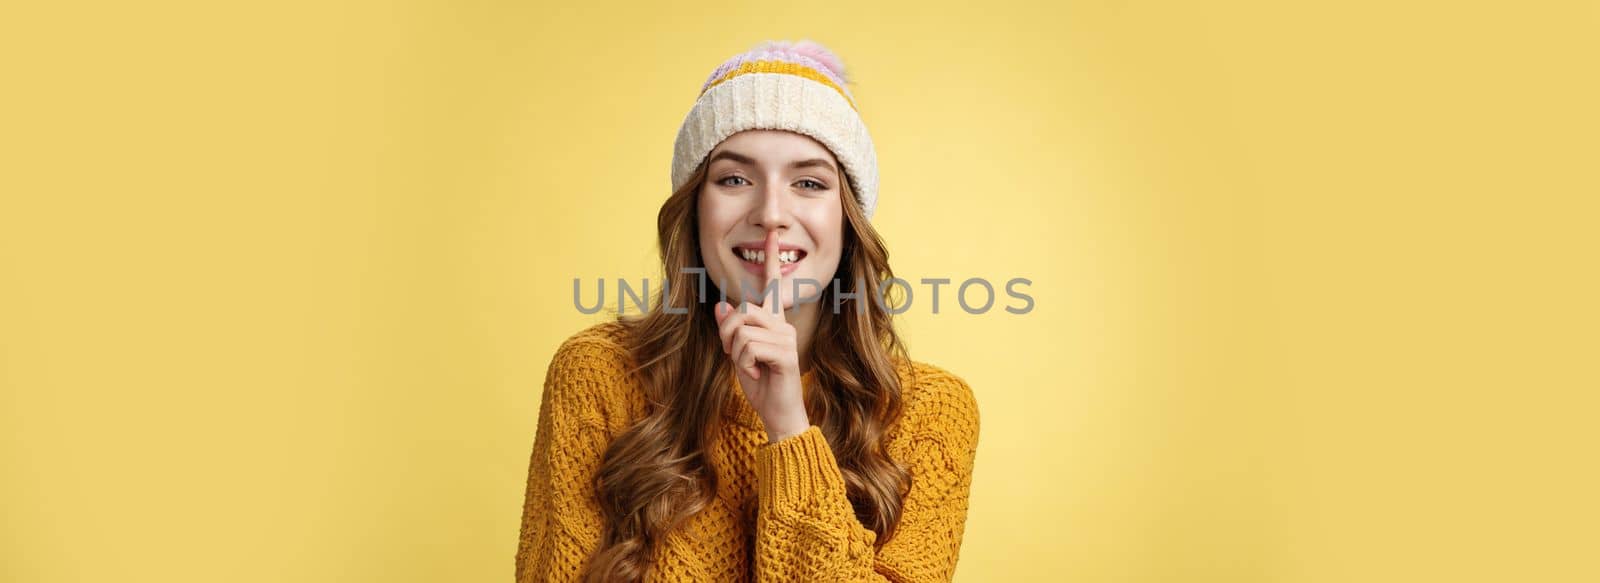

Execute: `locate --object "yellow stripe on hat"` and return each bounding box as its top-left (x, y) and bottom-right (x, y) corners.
top-left (700, 61), bottom-right (858, 111)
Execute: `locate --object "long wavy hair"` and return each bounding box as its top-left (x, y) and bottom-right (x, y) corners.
top-left (580, 157), bottom-right (913, 581)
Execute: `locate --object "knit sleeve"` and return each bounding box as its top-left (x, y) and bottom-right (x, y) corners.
top-left (752, 368), bottom-right (981, 582)
top-left (515, 332), bottom-right (627, 583)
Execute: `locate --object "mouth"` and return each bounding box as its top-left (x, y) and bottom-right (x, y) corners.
top-left (731, 242), bottom-right (808, 277)
top-left (732, 246), bottom-right (808, 266)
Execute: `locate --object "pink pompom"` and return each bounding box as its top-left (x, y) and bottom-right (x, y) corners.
top-left (754, 39), bottom-right (849, 83)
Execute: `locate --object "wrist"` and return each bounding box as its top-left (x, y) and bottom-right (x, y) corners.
top-left (764, 416), bottom-right (812, 443)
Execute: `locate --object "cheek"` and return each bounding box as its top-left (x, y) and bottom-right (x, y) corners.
top-left (798, 205), bottom-right (846, 268)
top-left (696, 219), bottom-right (722, 264)
top-left (697, 195), bottom-right (742, 237)
top-left (696, 198), bottom-right (737, 269)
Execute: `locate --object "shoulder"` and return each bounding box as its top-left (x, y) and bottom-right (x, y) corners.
top-left (547, 319), bottom-right (633, 371)
top-left (892, 359), bottom-right (980, 443)
top-left (541, 320), bottom-right (643, 430)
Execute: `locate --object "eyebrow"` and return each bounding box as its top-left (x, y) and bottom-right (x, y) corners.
top-left (708, 150), bottom-right (839, 176)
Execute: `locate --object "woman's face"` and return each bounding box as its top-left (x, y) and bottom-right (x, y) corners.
top-left (698, 129), bottom-right (844, 309)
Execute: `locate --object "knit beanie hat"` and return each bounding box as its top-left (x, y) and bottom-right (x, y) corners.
top-left (671, 40), bottom-right (879, 219)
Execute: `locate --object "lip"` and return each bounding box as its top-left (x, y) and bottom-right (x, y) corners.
top-left (733, 240), bottom-right (808, 252)
top-left (742, 257), bottom-right (802, 277)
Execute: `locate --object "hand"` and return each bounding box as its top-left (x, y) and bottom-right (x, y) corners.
top-left (714, 229), bottom-right (810, 442)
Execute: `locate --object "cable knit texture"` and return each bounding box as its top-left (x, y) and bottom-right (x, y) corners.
top-left (516, 321), bottom-right (981, 582)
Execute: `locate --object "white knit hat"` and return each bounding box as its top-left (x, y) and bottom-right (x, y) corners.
top-left (670, 40), bottom-right (879, 219)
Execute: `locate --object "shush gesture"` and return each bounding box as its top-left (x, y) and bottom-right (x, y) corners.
top-left (714, 229), bottom-right (810, 442)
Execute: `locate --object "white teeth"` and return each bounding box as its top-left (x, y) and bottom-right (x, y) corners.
top-left (737, 248), bottom-right (803, 264)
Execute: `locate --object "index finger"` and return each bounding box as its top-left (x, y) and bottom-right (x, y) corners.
top-left (764, 229), bottom-right (785, 321)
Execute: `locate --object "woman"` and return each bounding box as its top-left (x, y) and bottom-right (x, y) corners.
top-left (516, 40), bottom-right (980, 582)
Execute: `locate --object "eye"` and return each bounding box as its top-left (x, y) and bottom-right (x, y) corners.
top-left (717, 175), bottom-right (750, 187)
top-left (797, 179), bottom-right (828, 190)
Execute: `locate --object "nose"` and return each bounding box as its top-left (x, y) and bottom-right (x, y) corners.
top-left (752, 178), bottom-right (793, 232)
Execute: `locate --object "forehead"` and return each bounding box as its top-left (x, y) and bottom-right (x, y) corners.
top-left (709, 129), bottom-right (836, 164)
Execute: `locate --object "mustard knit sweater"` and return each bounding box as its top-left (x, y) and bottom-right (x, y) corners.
top-left (515, 321), bottom-right (981, 582)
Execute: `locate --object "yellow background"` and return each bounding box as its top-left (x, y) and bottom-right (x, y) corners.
top-left (3, 1), bottom-right (1596, 581)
